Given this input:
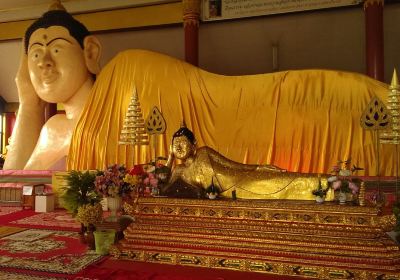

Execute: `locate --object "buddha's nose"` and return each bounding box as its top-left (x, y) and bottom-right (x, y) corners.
top-left (38, 51), bottom-right (54, 69)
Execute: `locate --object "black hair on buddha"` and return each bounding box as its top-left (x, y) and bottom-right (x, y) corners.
top-left (173, 125), bottom-right (196, 145)
top-left (24, 10), bottom-right (90, 53)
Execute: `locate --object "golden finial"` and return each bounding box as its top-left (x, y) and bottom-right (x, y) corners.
top-left (181, 120), bottom-right (187, 128)
top-left (48, 0), bottom-right (66, 11)
top-left (390, 68), bottom-right (399, 90)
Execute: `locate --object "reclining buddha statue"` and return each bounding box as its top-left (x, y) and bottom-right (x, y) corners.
top-left (161, 125), bottom-right (334, 200)
top-left (3, 0), bottom-right (395, 176)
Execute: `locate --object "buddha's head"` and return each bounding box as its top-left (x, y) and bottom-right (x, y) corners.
top-left (172, 126), bottom-right (196, 160)
top-left (25, 9), bottom-right (101, 103)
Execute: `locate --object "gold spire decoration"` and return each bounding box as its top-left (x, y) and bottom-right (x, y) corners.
top-left (391, 68), bottom-right (399, 89)
top-left (48, 0), bottom-right (67, 11)
top-left (380, 69), bottom-right (400, 145)
top-left (379, 69), bottom-right (400, 200)
top-left (119, 87), bottom-right (149, 146)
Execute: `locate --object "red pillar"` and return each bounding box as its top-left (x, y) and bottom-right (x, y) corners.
top-left (364, 0), bottom-right (384, 82)
top-left (183, 0), bottom-right (200, 66)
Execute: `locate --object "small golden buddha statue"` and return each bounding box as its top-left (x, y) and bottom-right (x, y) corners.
top-left (163, 125), bottom-right (334, 200)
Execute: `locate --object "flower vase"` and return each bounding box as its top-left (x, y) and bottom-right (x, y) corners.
top-left (338, 192), bottom-right (347, 205)
top-left (107, 196), bottom-right (122, 222)
top-left (315, 196), bottom-right (325, 204)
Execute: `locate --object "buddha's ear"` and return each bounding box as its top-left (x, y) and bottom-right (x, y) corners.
top-left (83, 35), bottom-right (102, 75)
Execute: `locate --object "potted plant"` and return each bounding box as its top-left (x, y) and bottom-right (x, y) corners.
top-left (61, 170), bottom-right (101, 216)
top-left (61, 170), bottom-right (101, 241)
top-left (75, 203), bottom-right (103, 249)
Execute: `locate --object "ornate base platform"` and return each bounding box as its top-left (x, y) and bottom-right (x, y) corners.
top-left (111, 198), bottom-right (400, 279)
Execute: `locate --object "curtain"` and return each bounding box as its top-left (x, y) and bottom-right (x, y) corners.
top-left (68, 49), bottom-right (395, 176)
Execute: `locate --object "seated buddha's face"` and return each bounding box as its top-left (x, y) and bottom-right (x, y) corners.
top-left (172, 136), bottom-right (194, 160)
top-left (27, 26), bottom-right (91, 103)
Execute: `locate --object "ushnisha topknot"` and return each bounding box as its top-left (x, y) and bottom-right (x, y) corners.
top-left (172, 122), bottom-right (196, 145)
top-left (48, 0), bottom-right (66, 11)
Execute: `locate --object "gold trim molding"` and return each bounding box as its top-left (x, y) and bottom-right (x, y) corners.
top-left (114, 197), bottom-right (400, 278)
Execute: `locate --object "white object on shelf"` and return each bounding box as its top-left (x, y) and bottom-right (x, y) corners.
top-left (35, 194), bottom-right (55, 213)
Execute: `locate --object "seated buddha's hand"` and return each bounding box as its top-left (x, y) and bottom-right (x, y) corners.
top-left (15, 42), bottom-right (43, 106)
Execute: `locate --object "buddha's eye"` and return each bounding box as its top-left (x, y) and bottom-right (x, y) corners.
top-left (30, 50), bottom-right (42, 60)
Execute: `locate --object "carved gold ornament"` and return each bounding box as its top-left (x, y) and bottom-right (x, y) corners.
top-left (360, 96), bottom-right (391, 130)
top-left (145, 106), bottom-right (166, 135)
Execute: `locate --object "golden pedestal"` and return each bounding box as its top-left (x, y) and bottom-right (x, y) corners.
top-left (111, 198), bottom-right (400, 279)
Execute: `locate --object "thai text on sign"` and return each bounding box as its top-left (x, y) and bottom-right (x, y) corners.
top-left (202, 0), bottom-right (362, 21)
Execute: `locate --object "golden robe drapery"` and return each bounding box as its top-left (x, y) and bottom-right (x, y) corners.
top-left (68, 49), bottom-right (395, 176)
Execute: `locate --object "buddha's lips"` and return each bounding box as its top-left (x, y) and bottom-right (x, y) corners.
top-left (41, 71), bottom-right (58, 84)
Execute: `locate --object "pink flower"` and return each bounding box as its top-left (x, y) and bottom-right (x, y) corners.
top-left (143, 173), bottom-right (159, 188)
top-left (348, 182), bottom-right (359, 195)
top-left (332, 180), bottom-right (342, 191)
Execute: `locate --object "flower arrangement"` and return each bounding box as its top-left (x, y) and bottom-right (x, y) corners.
top-left (95, 164), bottom-right (133, 198)
top-left (123, 161), bottom-right (170, 197)
top-left (328, 159), bottom-right (362, 195)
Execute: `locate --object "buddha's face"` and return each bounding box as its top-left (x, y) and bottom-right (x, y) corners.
top-left (172, 136), bottom-right (194, 160)
top-left (27, 26), bottom-right (91, 103)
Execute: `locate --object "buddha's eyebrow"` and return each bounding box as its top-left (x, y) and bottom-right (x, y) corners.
top-left (46, 37), bottom-right (72, 46)
top-left (29, 42), bottom-right (44, 50)
top-left (29, 37), bottom-right (72, 51)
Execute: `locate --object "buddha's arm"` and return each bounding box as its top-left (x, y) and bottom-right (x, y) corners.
top-left (3, 49), bottom-right (45, 170)
top-left (206, 147), bottom-right (285, 172)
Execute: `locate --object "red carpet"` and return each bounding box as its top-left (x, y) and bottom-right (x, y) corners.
top-left (0, 270), bottom-right (65, 279)
top-left (0, 206), bottom-right (23, 216)
top-left (0, 229), bottom-right (102, 275)
top-left (74, 258), bottom-right (303, 280)
top-left (10, 209), bottom-right (80, 231)
top-left (0, 208), bottom-right (80, 231)
top-left (0, 206), bottom-right (307, 280)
